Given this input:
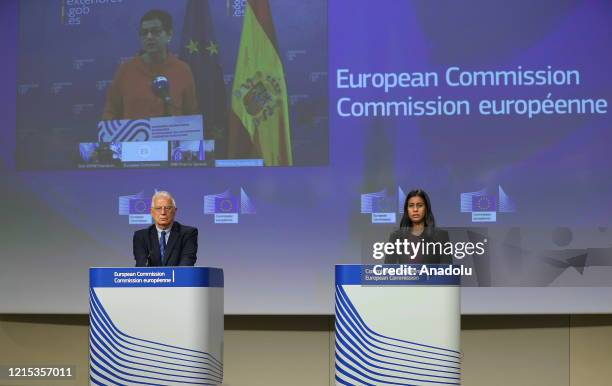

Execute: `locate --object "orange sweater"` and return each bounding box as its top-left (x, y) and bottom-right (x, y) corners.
top-left (102, 54), bottom-right (198, 120)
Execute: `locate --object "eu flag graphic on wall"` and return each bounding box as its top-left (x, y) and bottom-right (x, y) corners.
top-left (214, 195), bottom-right (239, 214)
top-left (472, 195), bottom-right (497, 212)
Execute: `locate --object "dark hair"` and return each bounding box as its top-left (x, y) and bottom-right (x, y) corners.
top-left (399, 189), bottom-right (436, 231)
top-left (140, 9), bottom-right (173, 33)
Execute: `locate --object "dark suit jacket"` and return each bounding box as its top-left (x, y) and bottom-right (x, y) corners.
top-left (384, 227), bottom-right (452, 265)
top-left (133, 221), bottom-right (198, 267)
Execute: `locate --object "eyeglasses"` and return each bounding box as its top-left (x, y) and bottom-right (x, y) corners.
top-left (153, 206), bottom-right (175, 212)
top-left (140, 27), bottom-right (165, 38)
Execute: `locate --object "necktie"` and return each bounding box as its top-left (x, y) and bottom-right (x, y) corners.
top-left (160, 231), bottom-right (167, 265)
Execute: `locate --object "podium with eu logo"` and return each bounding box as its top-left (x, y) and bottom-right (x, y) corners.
top-left (89, 267), bottom-right (224, 385)
top-left (334, 264), bottom-right (461, 385)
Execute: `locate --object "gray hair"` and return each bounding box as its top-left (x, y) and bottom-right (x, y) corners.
top-left (151, 191), bottom-right (176, 208)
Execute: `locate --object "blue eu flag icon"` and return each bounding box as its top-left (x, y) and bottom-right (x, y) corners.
top-left (214, 196), bottom-right (239, 213)
top-left (129, 198), bottom-right (151, 214)
top-left (472, 195), bottom-right (497, 212)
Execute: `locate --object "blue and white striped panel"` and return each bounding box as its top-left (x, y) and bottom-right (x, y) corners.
top-left (239, 188), bottom-right (256, 215)
top-left (98, 119), bottom-right (151, 142)
top-left (498, 185), bottom-right (516, 213)
top-left (89, 289), bottom-right (223, 385)
top-left (335, 285), bottom-right (461, 385)
top-left (360, 190), bottom-right (387, 214)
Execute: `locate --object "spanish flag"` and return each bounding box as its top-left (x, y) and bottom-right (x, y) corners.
top-left (229, 0), bottom-right (293, 166)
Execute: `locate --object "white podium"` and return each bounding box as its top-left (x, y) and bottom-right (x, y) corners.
top-left (335, 264), bottom-right (461, 385)
top-left (89, 267), bottom-right (224, 385)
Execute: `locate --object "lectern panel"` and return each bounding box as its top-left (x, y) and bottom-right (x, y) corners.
top-left (335, 265), bottom-right (461, 385)
top-left (89, 267), bottom-right (224, 385)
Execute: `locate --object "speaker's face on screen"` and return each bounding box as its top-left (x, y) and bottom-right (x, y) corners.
top-left (139, 19), bottom-right (170, 55)
top-left (407, 196), bottom-right (426, 225)
top-left (151, 196), bottom-right (176, 229)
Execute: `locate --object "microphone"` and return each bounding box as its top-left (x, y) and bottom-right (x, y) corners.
top-left (152, 75), bottom-right (171, 102)
top-left (152, 75), bottom-right (172, 116)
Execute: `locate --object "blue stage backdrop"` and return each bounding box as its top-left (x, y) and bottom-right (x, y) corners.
top-left (1, 0), bottom-right (611, 314)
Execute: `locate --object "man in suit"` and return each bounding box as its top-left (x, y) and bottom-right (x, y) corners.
top-left (133, 191), bottom-right (198, 266)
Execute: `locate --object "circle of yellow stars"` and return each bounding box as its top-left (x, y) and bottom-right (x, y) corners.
top-left (475, 196), bottom-right (492, 210)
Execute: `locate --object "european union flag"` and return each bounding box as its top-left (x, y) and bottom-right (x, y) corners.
top-left (180, 0), bottom-right (229, 158)
top-left (472, 195), bottom-right (497, 212)
top-left (129, 198), bottom-right (150, 214)
top-left (214, 196), bottom-right (239, 213)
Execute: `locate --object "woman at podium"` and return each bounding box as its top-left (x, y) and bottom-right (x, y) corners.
top-left (384, 189), bottom-right (452, 264)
